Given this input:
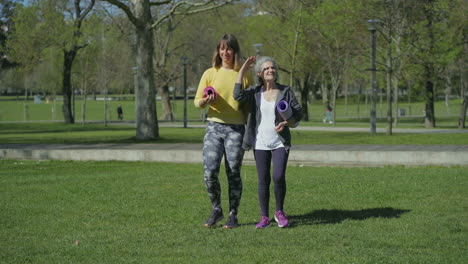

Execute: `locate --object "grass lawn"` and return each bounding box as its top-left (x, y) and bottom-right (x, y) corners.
top-left (1, 96), bottom-right (465, 128)
top-left (1, 122), bottom-right (467, 145)
top-left (0, 160), bottom-right (466, 263)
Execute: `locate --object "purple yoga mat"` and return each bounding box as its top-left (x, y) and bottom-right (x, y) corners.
top-left (203, 86), bottom-right (217, 99)
top-left (277, 100), bottom-right (293, 121)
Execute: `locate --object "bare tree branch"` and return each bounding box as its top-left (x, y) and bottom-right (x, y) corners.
top-left (151, 1), bottom-right (184, 28)
top-left (151, 0), bottom-right (235, 29)
top-left (175, 0), bottom-right (234, 15)
top-left (78, 0), bottom-right (96, 23)
top-left (102, 0), bottom-right (139, 26)
top-left (149, 0), bottom-right (172, 6)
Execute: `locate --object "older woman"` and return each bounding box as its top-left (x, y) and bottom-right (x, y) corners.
top-left (233, 56), bottom-right (303, 228)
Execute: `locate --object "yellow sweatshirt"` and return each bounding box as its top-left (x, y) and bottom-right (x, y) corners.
top-left (195, 67), bottom-right (253, 125)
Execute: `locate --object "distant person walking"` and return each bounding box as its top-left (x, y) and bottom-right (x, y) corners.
top-left (234, 56), bottom-right (303, 229)
top-left (117, 105), bottom-right (123, 120)
top-left (323, 102), bottom-right (333, 124)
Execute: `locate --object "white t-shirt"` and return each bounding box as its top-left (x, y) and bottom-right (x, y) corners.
top-left (255, 91), bottom-right (284, 150)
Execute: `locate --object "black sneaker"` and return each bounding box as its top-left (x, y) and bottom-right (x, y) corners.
top-left (223, 213), bottom-right (239, 229)
top-left (204, 208), bottom-right (224, 227)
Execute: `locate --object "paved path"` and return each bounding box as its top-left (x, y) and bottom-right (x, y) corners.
top-left (1, 143), bottom-right (467, 167)
top-left (1, 122), bottom-right (467, 166)
top-left (4, 120), bottom-right (467, 134)
top-left (159, 123), bottom-right (468, 134)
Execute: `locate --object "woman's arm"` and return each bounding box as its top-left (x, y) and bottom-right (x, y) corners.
top-left (276, 89), bottom-right (303, 131)
top-left (233, 56), bottom-right (257, 103)
top-left (287, 90), bottom-right (303, 128)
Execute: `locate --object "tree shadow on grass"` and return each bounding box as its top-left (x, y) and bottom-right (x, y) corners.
top-left (289, 207), bottom-right (411, 226)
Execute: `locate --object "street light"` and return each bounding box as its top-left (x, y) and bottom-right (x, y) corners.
top-left (252, 44), bottom-right (264, 85)
top-left (182, 56), bottom-right (188, 128)
top-left (367, 19), bottom-right (380, 135)
top-left (253, 43), bottom-right (263, 57)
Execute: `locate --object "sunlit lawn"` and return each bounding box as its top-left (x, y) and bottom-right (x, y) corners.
top-left (0, 160), bottom-right (466, 263)
top-left (0, 96), bottom-right (464, 128)
top-left (0, 122), bottom-right (467, 144)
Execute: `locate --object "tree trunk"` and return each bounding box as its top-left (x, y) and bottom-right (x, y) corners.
top-left (299, 75), bottom-right (310, 121)
top-left (444, 74), bottom-right (452, 114)
top-left (424, 64), bottom-right (436, 128)
top-left (134, 17), bottom-right (158, 139)
top-left (393, 35), bottom-right (402, 127)
top-left (344, 77), bottom-right (348, 116)
top-left (104, 87), bottom-right (108, 127)
top-left (62, 49), bottom-right (77, 124)
top-left (330, 73), bottom-right (340, 126)
top-left (331, 85), bottom-right (338, 126)
top-left (392, 74), bottom-right (399, 126)
top-left (81, 93), bottom-right (87, 126)
top-left (289, 2), bottom-right (302, 88)
top-left (153, 21), bottom-right (174, 122)
top-left (407, 79), bottom-right (412, 116)
top-left (160, 84), bottom-right (174, 121)
top-left (357, 83), bottom-right (362, 119)
top-left (321, 75), bottom-right (328, 105)
top-left (459, 94), bottom-right (468, 128)
top-left (423, 0), bottom-right (436, 128)
top-left (458, 42), bottom-right (467, 128)
top-left (386, 77), bottom-right (392, 135)
top-left (386, 36), bottom-right (393, 135)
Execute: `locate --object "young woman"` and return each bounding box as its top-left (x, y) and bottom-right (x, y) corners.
top-left (194, 34), bottom-right (253, 229)
top-left (233, 56), bottom-right (303, 228)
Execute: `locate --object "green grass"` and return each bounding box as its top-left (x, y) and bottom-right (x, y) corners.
top-left (0, 160), bottom-right (466, 263)
top-left (1, 96), bottom-right (465, 127)
top-left (0, 123), bottom-right (205, 144)
top-left (1, 122), bottom-right (468, 144)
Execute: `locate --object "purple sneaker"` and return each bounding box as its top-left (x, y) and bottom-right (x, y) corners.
top-left (255, 216), bottom-right (270, 229)
top-left (274, 210), bottom-right (289, 228)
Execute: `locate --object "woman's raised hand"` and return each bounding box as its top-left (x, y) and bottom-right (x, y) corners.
top-left (240, 56), bottom-right (256, 73)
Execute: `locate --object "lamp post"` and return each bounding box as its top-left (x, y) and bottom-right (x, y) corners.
top-left (253, 43), bottom-right (263, 57)
top-left (367, 19), bottom-right (380, 135)
top-left (182, 56), bottom-right (188, 128)
top-left (252, 44), bottom-right (263, 85)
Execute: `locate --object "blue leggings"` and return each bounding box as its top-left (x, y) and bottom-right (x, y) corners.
top-left (203, 122), bottom-right (245, 215)
top-left (254, 147), bottom-right (289, 217)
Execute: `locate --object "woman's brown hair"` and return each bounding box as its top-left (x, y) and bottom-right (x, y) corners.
top-left (211, 34), bottom-right (241, 71)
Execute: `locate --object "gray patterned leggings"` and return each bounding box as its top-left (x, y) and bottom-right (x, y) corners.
top-left (203, 121), bottom-right (245, 215)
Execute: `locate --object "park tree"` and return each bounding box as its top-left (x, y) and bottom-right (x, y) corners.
top-left (71, 10), bottom-right (134, 125)
top-left (3, 4), bottom-right (49, 119)
top-left (367, 0), bottom-right (413, 133)
top-left (306, 0), bottom-right (365, 125)
top-left (244, 0), bottom-right (321, 121)
top-left (102, 0), bottom-right (235, 140)
top-left (59, 0), bottom-right (95, 124)
top-left (454, 1), bottom-right (467, 128)
top-left (0, 0), bottom-right (17, 71)
top-left (5, 0), bottom-right (96, 124)
top-left (406, 0), bottom-right (459, 128)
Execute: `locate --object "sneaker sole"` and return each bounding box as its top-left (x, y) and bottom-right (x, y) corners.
top-left (223, 222), bottom-right (239, 229)
top-left (255, 224), bottom-right (270, 229)
top-left (204, 215), bottom-right (224, 227)
top-left (274, 215), bottom-right (289, 228)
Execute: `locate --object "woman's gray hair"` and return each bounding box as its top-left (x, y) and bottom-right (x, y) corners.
top-left (254, 56), bottom-right (279, 85)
